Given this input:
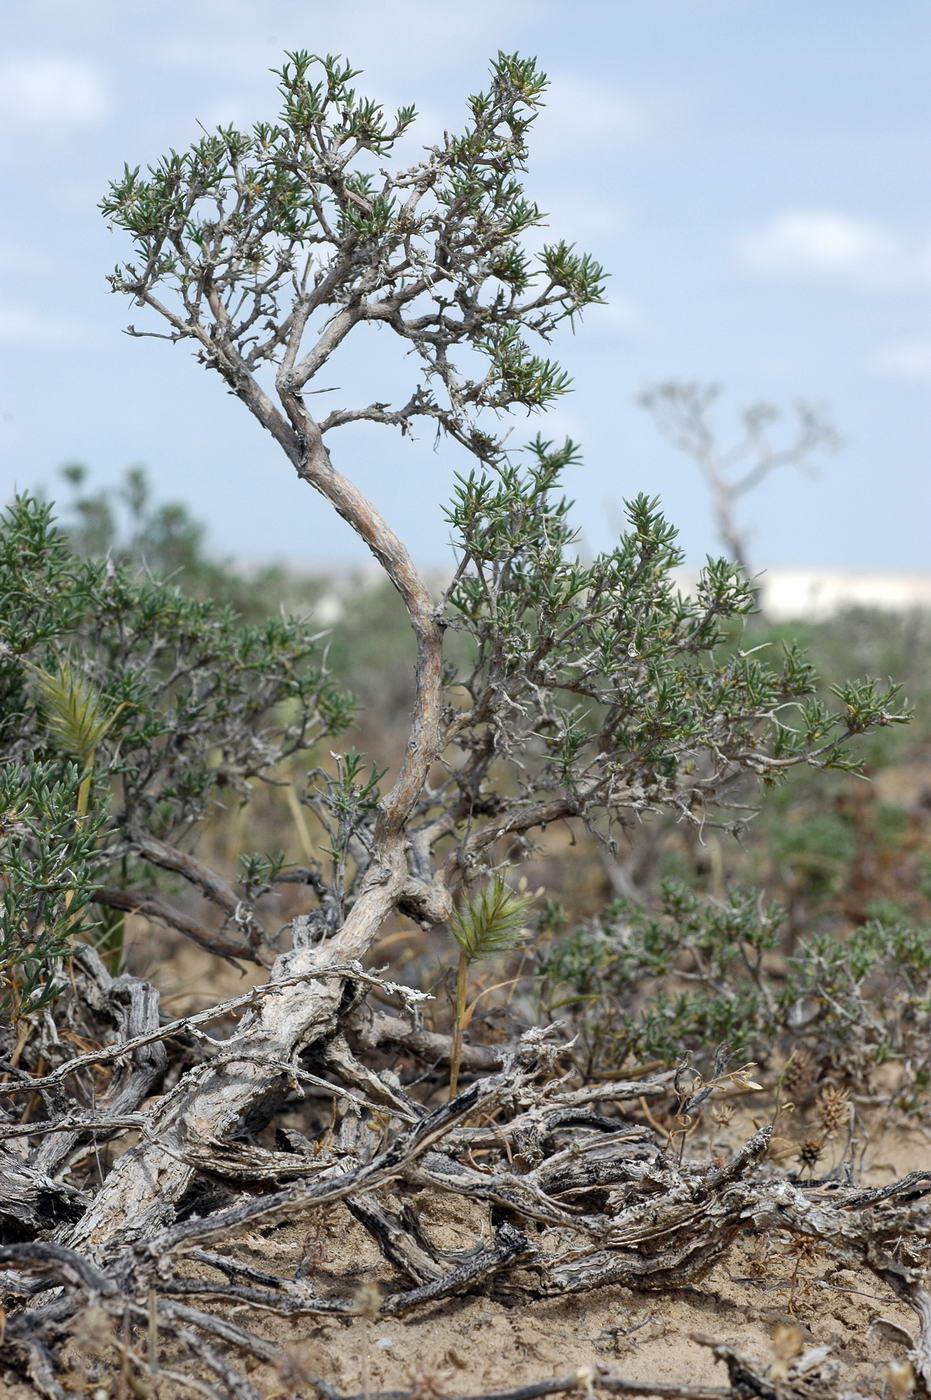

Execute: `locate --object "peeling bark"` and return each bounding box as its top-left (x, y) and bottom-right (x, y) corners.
top-left (66, 857), bottom-right (406, 1250)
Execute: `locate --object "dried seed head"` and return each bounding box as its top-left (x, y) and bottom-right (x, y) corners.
top-left (767, 1134), bottom-right (800, 1162)
top-left (817, 1085), bottom-right (850, 1137)
top-left (781, 1047), bottom-right (818, 1098)
top-left (275, 1343), bottom-right (324, 1387)
top-left (729, 1063), bottom-right (764, 1092)
top-left (354, 1280), bottom-right (381, 1320)
top-left (574, 1365), bottom-right (596, 1398)
top-left (771, 1322), bottom-right (804, 1360)
top-left (797, 1136), bottom-right (824, 1172)
top-left (745, 1236), bottom-right (771, 1279)
top-left (711, 1102), bottom-right (734, 1128)
top-left (785, 1234), bottom-right (823, 1268)
top-left (405, 1367), bottom-right (453, 1400)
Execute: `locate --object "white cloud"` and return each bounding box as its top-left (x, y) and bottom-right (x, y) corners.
top-left (738, 210), bottom-right (931, 289)
top-left (871, 340), bottom-right (931, 383)
top-left (534, 74), bottom-right (648, 156)
top-left (0, 56), bottom-right (110, 129)
top-left (0, 306), bottom-right (94, 349)
top-left (149, 1), bottom-right (533, 79)
top-left (741, 211), bottom-right (894, 274)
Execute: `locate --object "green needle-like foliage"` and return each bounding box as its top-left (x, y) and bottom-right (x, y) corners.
top-left (100, 51), bottom-right (607, 468)
top-left (0, 492), bottom-right (356, 1001)
top-left (0, 762), bottom-right (106, 1016)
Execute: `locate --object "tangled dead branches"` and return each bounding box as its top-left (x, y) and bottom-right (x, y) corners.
top-left (1, 949), bottom-right (930, 1398)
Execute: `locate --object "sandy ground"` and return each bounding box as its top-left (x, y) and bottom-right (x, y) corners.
top-left (11, 1114), bottom-right (920, 1399)
top-left (4, 915), bottom-right (928, 1397)
top-left (180, 1197), bottom-right (920, 1397)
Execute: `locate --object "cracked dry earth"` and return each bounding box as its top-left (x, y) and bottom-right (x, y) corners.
top-left (8, 1123), bottom-right (926, 1400)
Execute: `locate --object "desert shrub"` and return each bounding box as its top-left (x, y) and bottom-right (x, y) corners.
top-left (23, 462), bottom-right (929, 1094)
top-left (0, 491), bottom-right (353, 1014)
top-left (2, 50), bottom-right (929, 1400)
top-left (12, 451), bottom-right (920, 1079)
top-left (538, 878), bottom-right (931, 1101)
top-left (0, 38), bottom-right (916, 1190)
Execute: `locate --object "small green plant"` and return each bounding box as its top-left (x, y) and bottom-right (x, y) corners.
top-left (0, 761), bottom-right (106, 1016)
top-left (0, 492), bottom-right (355, 1002)
top-left (447, 874), bottom-right (534, 1097)
top-left (27, 660), bottom-right (124, 811)
top-left (25, 659), bottom-right (128, 967)
top-left (538, 880), bottom-right (931, 1100)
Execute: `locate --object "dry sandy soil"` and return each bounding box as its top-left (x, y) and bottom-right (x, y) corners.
top-left (4, 915), bottom-right (929, 1399)
top-left (5, 1114), bottom-right (925, 1398)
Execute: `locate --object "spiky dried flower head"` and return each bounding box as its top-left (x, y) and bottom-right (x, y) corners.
top-left (797, 1137), bottom-right (824, 1173)
top-left (785, 1234), bottom-right (823, 1269)
top-left (781, 1047), bottom-right (819, 1099)
top-left (354, 1280), bottom-right (381, 1320)
top-left (817, 1085), bottom-right (850, 1137)
top-left (405, 1367), bottom-right (454, 1400)
top-left (771, 1322), bottom-right (804, 1361)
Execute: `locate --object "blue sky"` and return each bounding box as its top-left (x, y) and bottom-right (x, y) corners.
top-left (1, 0), bottom-right (928, 571)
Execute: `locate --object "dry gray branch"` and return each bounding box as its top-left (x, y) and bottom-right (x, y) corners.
top-left (4, 1044), bottom-right (929, 1397)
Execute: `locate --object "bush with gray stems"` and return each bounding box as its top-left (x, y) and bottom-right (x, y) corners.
top-left (1, 52), bottom-right (927, 1400)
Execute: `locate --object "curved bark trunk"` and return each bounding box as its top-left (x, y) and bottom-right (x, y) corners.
top-left (64, 353), bottom-right (450, 1254)
top-left (66, 855), bottom-right (406, 1251)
